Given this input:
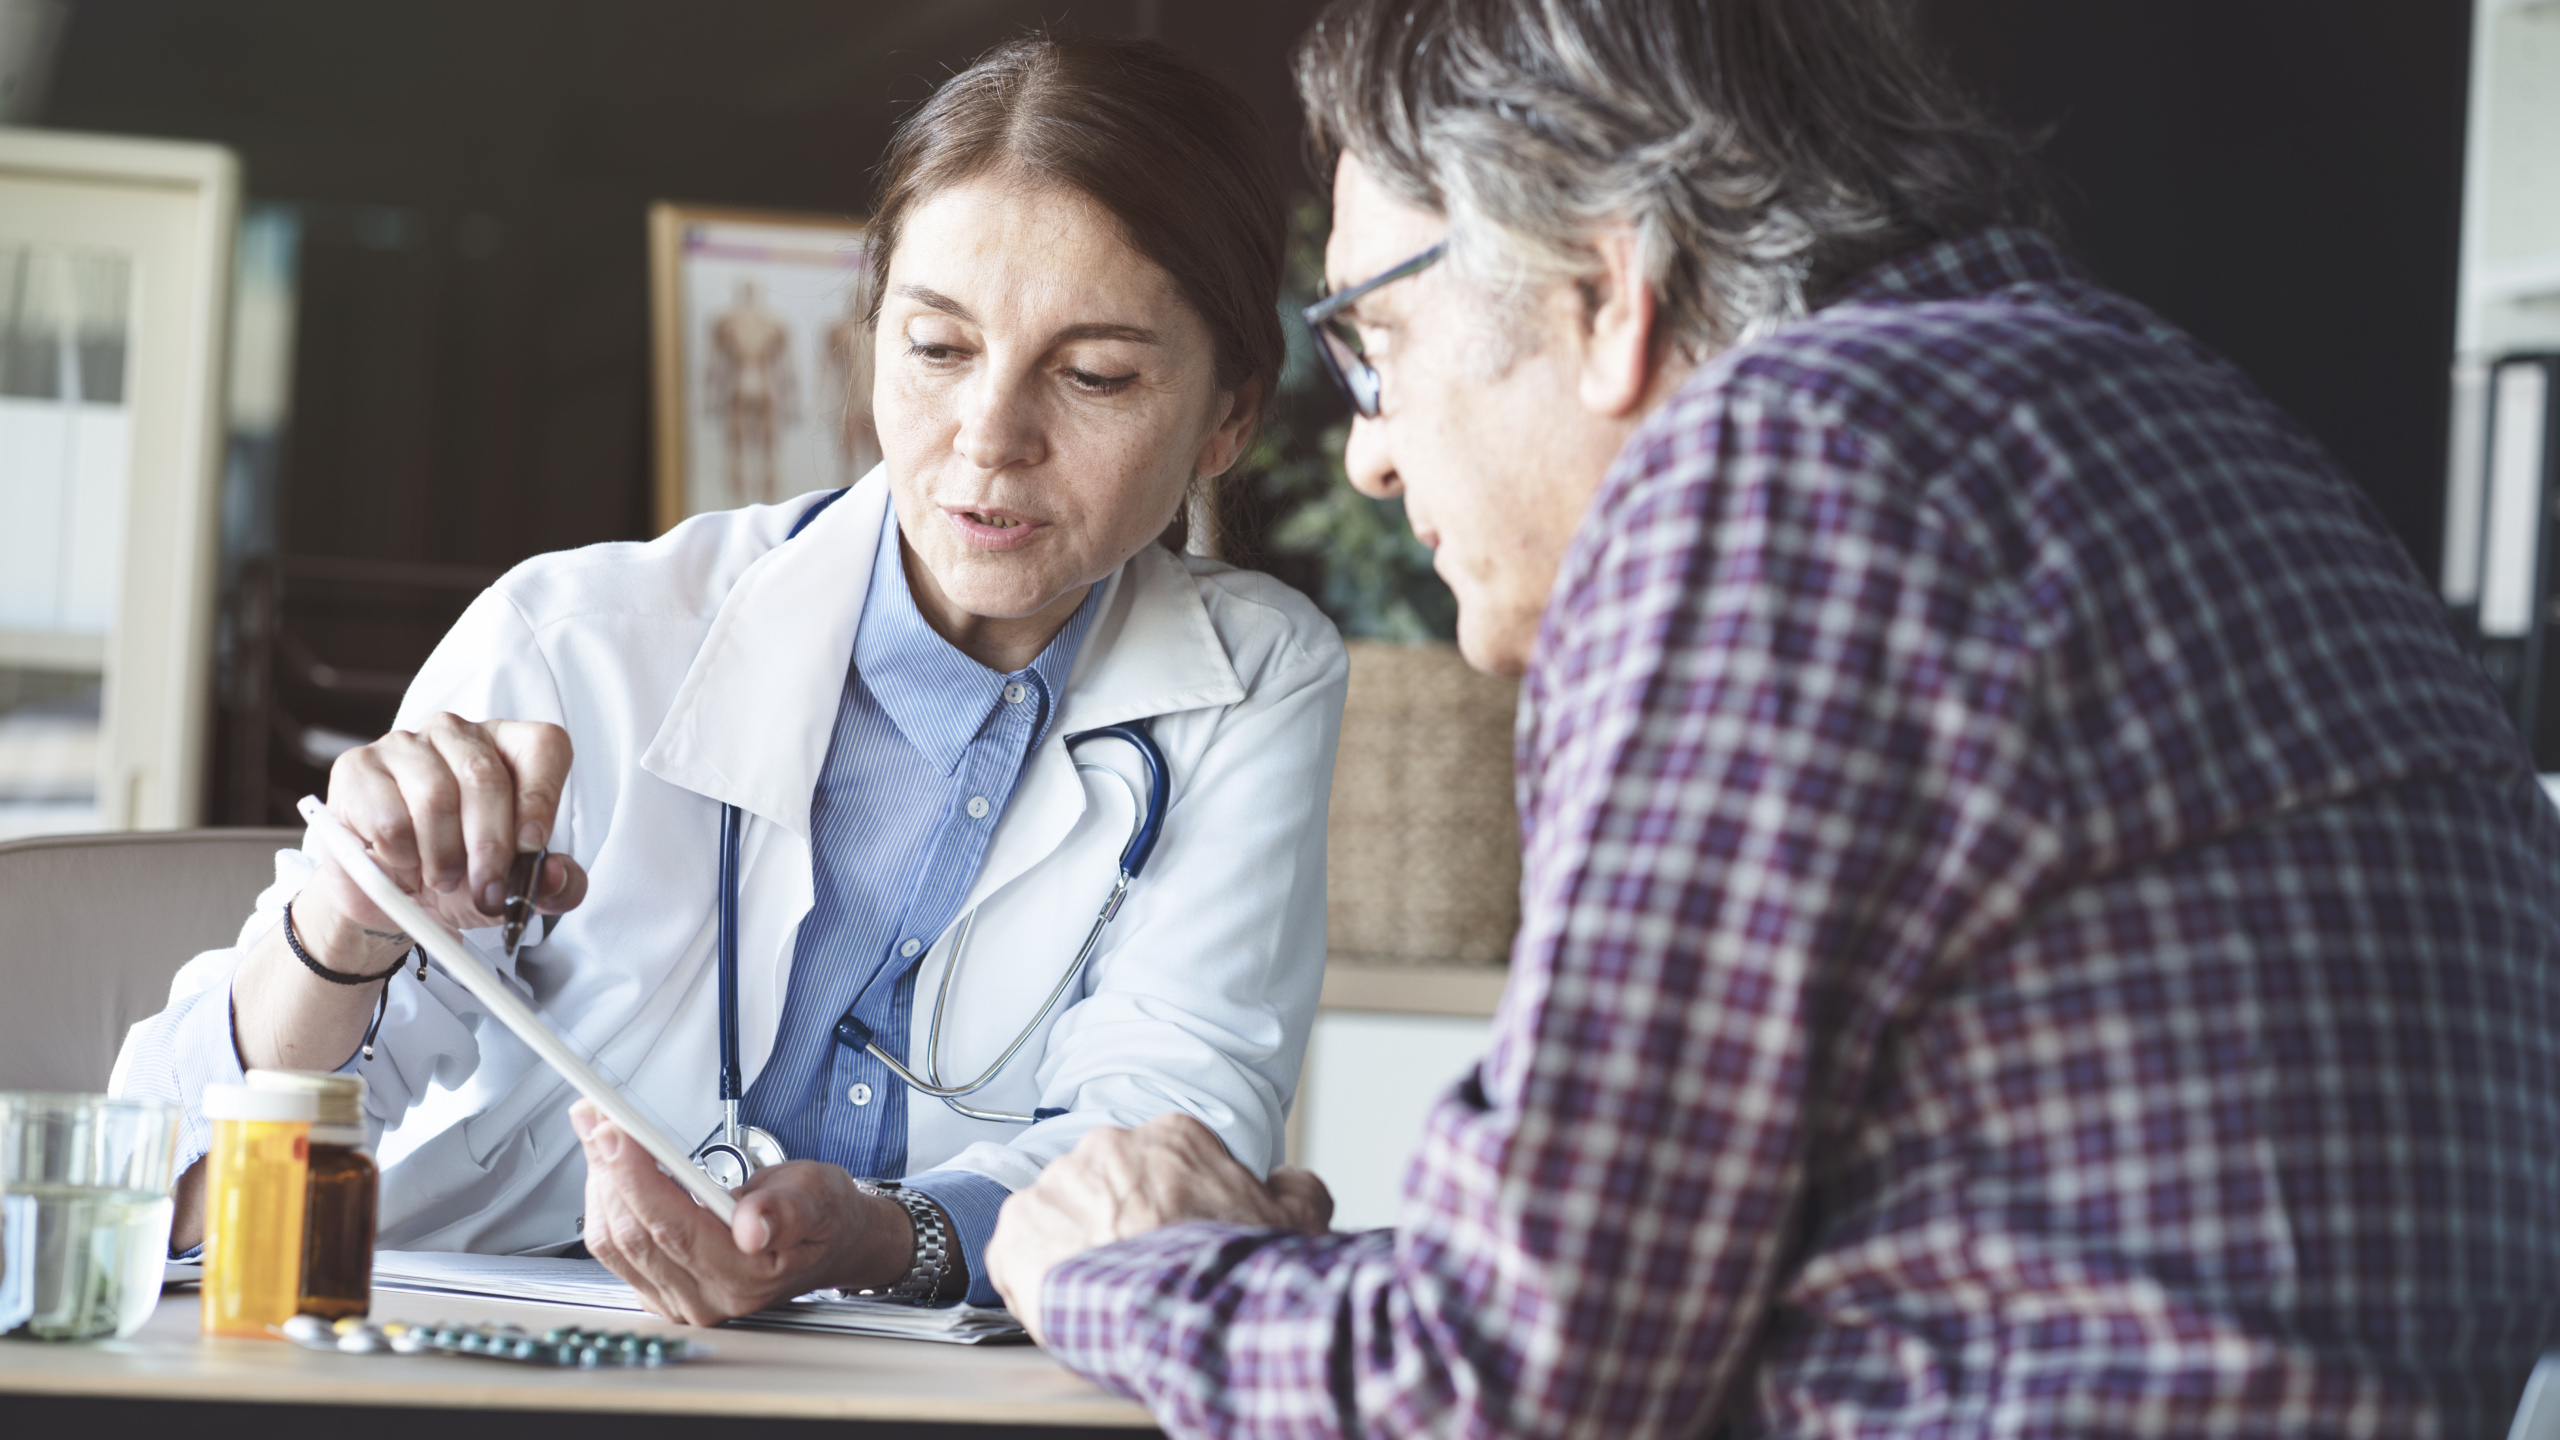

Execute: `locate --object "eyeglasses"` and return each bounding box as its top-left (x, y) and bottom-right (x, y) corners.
top-left (1301, 242), bottom-right (1445, 418)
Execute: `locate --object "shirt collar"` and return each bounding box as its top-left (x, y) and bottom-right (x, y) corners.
top-left (640, 468), bottom-right (1245, 837)
top-left (1826, 226), bottom-right (2083, 312)
top-left (853, 506), bottom-right (1104, 774)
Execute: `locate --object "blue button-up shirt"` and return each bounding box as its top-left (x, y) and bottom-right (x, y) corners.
top-left (741, 507), bottom-right (1101, 1305)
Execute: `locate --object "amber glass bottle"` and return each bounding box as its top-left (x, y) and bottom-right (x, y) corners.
top-left (246, 1071), bottom-right (377, 1320)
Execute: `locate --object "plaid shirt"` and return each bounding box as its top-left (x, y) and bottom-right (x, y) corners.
top-left (1041, 229), bottom-right (2560, 1438)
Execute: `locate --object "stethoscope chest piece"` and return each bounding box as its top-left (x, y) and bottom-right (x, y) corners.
top-left (691, 1122), bottom-right (787, 1190)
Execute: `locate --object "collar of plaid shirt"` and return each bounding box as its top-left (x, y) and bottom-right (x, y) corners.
top-left (1034, 227), bottom-right (2560, 1440)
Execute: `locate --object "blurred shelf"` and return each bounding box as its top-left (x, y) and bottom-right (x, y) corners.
top-left (2479, 251), bottom-right (2560, 306)
top-left (0, 629), bottom-right (106, 672)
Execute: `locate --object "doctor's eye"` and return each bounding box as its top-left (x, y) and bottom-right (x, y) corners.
top-left (1062, 367), bottom-right (1137, 395)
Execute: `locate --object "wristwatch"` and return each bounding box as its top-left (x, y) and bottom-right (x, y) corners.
top-left (855, 1180), bottom-right (953, 1305)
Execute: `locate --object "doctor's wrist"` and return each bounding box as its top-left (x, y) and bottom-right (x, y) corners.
top-left (829, 1183), bottom-right (915, 1290)
top-left (833, 1184), bottom-right (964, 1302)
top-left (282, 887), bottom-right (414, 979)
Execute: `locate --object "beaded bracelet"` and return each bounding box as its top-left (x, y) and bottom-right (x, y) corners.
top-left (281, 898), bottom-right (414, 984)
top-left (282, 898), bottom-right (423, 1061)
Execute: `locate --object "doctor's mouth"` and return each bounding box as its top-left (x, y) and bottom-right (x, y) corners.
top-left (944, 504), bottom-right (1050, 551)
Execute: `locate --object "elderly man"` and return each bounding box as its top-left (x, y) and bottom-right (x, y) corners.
top-left (986, 0), bottom-right (2560, 1433)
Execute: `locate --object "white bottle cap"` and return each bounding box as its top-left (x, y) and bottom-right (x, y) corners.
top-left (247, 1069), bottom-right (366, 1127)
top-left (202, 1083), bottom-right (318, 1123)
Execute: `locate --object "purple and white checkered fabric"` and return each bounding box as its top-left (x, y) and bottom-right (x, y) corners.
top-left (1041, 229), bottom-right (2560, 1438)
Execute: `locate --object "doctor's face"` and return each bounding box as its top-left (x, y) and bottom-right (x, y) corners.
top-left (873, 173), bottom-right (1253, 638)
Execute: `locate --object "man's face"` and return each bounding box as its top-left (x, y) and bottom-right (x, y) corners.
top-left (1325, 155), bottom-right (1626, 676)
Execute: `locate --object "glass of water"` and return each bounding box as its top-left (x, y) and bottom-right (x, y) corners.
top-left (0, 1093), bottom-right (181, 1340)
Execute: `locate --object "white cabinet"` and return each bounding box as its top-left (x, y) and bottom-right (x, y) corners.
top-left (0, 129), bottom-right (234, 835)
top-left (2457, 0), bottom-right (2560, 364)
top-left (1295, 1009), bottom-right (1496, 1232)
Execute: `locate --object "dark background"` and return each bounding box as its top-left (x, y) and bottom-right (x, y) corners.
top-left (27, 0), bottom-right (2477, 812)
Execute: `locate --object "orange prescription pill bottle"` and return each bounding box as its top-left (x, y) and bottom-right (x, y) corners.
top-left (200, 1081), bottom-right (316, 1337)
top-left (245, 1070), bottom-right (377, 1321)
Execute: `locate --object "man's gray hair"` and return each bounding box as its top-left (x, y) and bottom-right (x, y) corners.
top-left (1295, 0), bottom-right (2049, 353)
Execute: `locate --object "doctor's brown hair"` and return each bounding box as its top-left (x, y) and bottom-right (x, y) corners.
top-left (863, 35), bottom-right (1287, 414)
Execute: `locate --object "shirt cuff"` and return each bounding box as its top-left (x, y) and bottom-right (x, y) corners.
top-left (900, 1168), bottom-right (1011, 1308)
top-left (166, 977), bottom-right (253, 1184)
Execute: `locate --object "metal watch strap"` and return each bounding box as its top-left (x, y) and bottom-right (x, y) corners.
top-left (858, 1181), bottom-right (952, 1305)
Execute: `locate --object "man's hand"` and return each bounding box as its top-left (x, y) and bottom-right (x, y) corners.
top-left (986, 1113), bottom-right (1333, 1344)
top-left (570, 1100), bottom-right (917, 1326)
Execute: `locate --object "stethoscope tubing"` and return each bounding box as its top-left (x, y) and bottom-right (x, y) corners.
top-left (714, 721), bottom-right (1168, 1132)
top-left (698, 489), bottom-right (1171, 1172)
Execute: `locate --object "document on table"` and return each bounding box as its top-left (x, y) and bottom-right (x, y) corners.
top-left (371, 1250), bottom-right (1027, 1345)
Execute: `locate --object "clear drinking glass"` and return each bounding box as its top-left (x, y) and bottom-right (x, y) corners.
top-left (0, 1093), bottom-right (181, 1340)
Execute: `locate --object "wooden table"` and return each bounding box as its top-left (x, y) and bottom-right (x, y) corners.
top-left (0, 1286), bottom-right (1161, 1438)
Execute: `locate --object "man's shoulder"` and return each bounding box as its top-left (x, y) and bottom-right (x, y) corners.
top-left (1694, 247), bottom-right (2216, 454)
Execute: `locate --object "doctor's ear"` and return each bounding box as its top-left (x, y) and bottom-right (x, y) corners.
top-left (1573, 224), bottom-right (1662, 420)
top-left (1192, 376), bottom-right (1264, 482)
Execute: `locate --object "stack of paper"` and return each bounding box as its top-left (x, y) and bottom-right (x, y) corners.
top-left (371, 1250), bottom-right (1026, 1345)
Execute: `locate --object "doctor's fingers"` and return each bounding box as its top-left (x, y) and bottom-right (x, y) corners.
top-left (728, 1163), bottom-right (842, 1256)
top-left (578, 1120), bottom-right (731, 1324)
top-left (534, 853), bottom-right (589, 916)
top-left (418, 713), bottom-right (545, 913)
top-left (330, 734), bottom-right (462, 896)
top-left (587, 1193), bottom-right (717, 1325)
top-left (486, 719), bottom-right (572, 852)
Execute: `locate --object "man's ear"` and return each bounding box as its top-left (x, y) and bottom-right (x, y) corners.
top-left (1576, 224), bottom-right (1658, 419)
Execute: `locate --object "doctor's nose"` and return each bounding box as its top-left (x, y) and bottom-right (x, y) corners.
top-left (954, 378), bottom-right (1047, 472)
top-left (1343, 414), bottom-right (1400, 500)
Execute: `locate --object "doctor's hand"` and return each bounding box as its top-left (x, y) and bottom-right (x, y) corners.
top-left (223, 714), bottom-right (586, 1088)
top-left (569, 1100), bottom-right (925, 1327)
top-left (313, 713), bottom-right (587, 941)
top-left (985, 1113), bottom-right (1333, 1345)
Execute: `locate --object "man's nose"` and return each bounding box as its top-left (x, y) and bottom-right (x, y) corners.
top-left (1343, 415), bottom-right (1400, 500)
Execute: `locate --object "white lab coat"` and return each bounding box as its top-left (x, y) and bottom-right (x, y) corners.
top-left (128, 471), bottom-right (1346, 1253)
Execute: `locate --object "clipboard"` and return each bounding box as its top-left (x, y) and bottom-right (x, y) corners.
top-left (295, 795), bottom-right (739, 1224)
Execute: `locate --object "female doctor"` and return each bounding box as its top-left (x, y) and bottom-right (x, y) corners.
top-left (115, 35), bottom-right (1344, 1320)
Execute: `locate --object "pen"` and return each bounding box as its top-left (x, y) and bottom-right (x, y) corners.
top-left (500, 844), bottom-right (548, 959)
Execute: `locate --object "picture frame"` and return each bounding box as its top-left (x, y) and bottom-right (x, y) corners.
top-left (0, 126), bottom-right (236, 835)
top-left (648, 202), bottom-right (877, 535)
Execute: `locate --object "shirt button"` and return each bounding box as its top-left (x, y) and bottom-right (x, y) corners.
top-left (899, 938), bottom-right (922, 958)
top-left (848, 1083), bottom-right (873, 1106)
top-left (1003, 683), bottom-right (1027, 704)
top-left (966, 795), bottom-right (990, 819)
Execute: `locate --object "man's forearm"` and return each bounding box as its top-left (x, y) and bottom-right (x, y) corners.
top-left (1041, 1225), bottom-right (1412, 1438)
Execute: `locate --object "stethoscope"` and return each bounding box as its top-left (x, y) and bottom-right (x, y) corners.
top-left (689, 488), bottom-right (1172, 1189)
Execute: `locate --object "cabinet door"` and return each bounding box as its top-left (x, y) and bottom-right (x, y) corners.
top-left (0, 129), bottom-right (235, 834)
